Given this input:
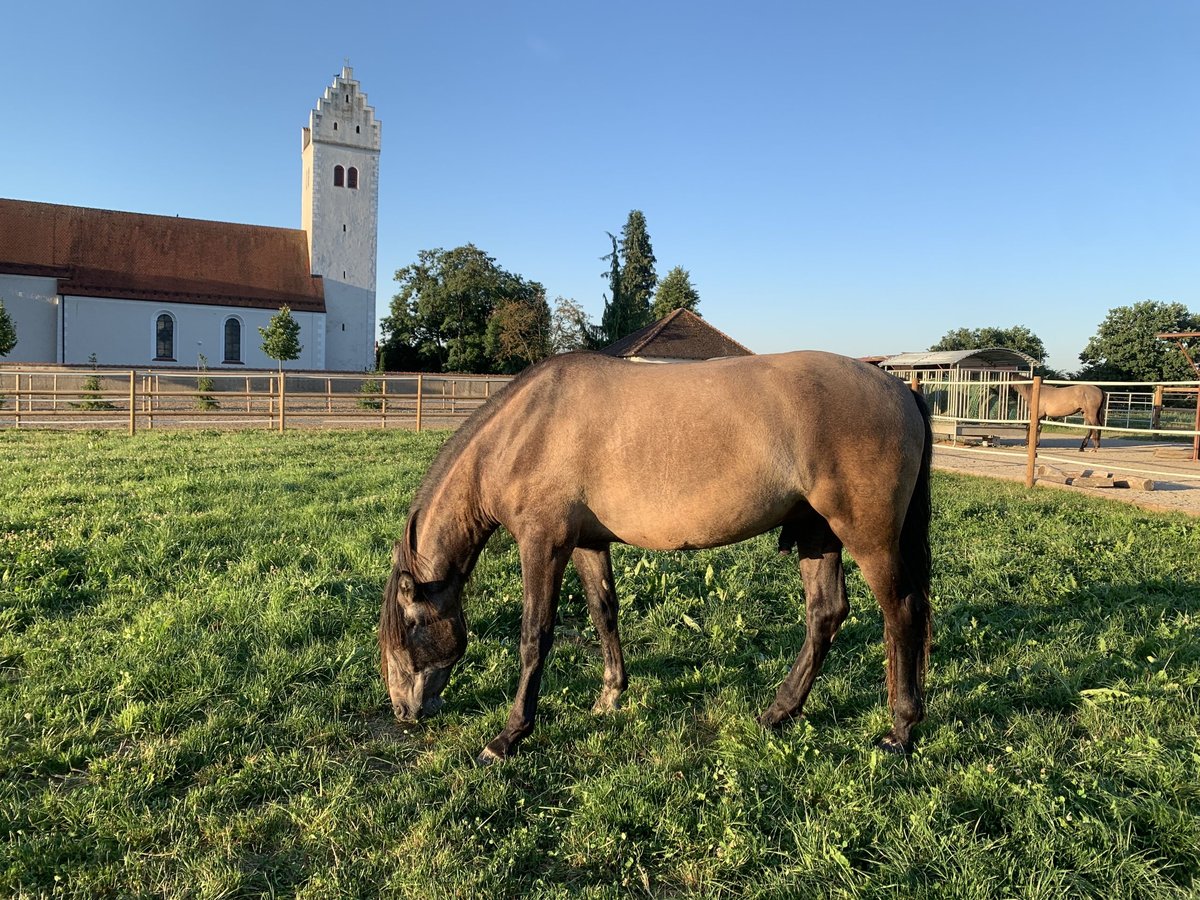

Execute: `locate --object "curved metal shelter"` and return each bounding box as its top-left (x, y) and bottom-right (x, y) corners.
top-left (879, 347), bottom-right (1038, 442)
top-left (878, 347), bottom-right (1038, 372)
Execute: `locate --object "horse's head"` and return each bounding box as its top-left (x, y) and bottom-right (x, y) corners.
top-left (378, 518), bottom-right (468, 723)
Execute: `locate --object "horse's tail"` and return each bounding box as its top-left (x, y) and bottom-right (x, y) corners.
top-left (901, 388), bottom-right (932, 601)
top-left (899, 388), bottom-right (934, 678)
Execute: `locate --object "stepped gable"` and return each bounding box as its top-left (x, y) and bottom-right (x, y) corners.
top-left (601, 308), bottom-right (753, 360)
top-left (0, 198), bottom-right (325, 312)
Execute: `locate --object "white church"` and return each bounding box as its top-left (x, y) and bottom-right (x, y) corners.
top-left (0, 66), bottom-right (380, 372)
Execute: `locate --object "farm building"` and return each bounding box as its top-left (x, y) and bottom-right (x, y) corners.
top-left (879, 348), bottom-right (1038, 441)
top-left (0, 66), bottom-right (379, 373)
top-left (601, 308), bottom-right (753, 362)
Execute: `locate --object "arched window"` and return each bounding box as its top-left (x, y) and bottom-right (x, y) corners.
top-left (223, 317), bottom-right (242, 363)
top-left (155, 313), bottom-right (175, 360)
top-left (334, 165), bottom-right (345, 187)
top-left (347, 167), bottom-right (359, 189)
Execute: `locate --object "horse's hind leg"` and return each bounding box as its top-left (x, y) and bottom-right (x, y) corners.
top-left (571, 546), bottom-right (627, 713)
top-left (855, 547), bottom-right (931, 753)
top-left (758, 521), bottom-right (847, 728)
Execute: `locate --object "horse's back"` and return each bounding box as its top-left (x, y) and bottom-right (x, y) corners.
top-left (480, 351), bottom-right (926, 549)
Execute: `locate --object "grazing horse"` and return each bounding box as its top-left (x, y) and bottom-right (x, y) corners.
top-left (379, 350), bottom-right (933, 764)
top-left (1010, 380), bottom-right (1105, 451)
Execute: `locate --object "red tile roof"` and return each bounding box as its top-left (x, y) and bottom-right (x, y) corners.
top-left (0, 199), bottom-right (324, 312)
top-left (601, 308), bottom-right (753, 359)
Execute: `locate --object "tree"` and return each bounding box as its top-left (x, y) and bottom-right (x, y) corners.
top-left (259, 306), bottom-right (303, 374)
top-left (0, 299), bottom-right (16, 357)
top-left (1078, 300), bottom-right (1200, 382)
top-left (551, 297), bottom-right (604, 352)
top-left (652, 266), bottom-right (701, 320)
top-left (599, 232), bottom-right (632, 344)
top-left (486, 286), bottom-right (553, 373)
top-left (930, 324), bottom-right (1047, 364)
top-left (618, 210), bottom-right (656, 332)
top-left (379, 245), bottom-right (548, 373)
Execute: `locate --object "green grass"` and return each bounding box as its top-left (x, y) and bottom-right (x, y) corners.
top-left (1, 429), bottom-right (1198, 898)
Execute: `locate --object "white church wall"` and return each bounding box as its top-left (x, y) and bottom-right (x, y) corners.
top-left (62, 296), bottom-right (325, 370)
top-left (323, 280), bottom-right (376, 371)
top-left (0, 274), bottom-right (60, 363)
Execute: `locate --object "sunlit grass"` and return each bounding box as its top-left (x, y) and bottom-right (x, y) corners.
top-left (1, 429), bottom-right (1197, 897)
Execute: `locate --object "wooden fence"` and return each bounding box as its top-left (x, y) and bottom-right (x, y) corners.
top-left (0, 367), bottom-right (513, 434)
top-left (910, 374), bottom-right (1200, 484)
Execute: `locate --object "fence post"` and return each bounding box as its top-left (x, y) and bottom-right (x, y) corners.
top-left (381, 378), bottom-right (388, 429)
top-left (13, 373), bottom-right (20, 428)
top-left (128, 371), bottom-right (137, 435)
top-left (278, 371), bottom-right (286, 433)
top-left (1025, 376), bottom-right (1042, 488)
top-left (415, 373), bottom-right (423, 432)
top-left (326, 377), bottom-right (332, 413)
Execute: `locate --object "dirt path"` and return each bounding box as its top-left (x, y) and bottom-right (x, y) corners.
top-left (932, 435), bottom-right (1200, 517)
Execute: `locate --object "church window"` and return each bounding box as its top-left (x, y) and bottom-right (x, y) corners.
top-left (333, 121), bottom-right (338, 131)
top-left (334, 165), bottom-right (345, 187)
top-left (347, 167), bottom-right (359, 189)
top-left (155, 313), bottom-right (175, 360)
top-left (356, 125), bottom-right (360, 133)
top-left (223, 317), bottom-right (243, 364)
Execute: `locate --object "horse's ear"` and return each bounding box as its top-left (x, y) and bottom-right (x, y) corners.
top-left (403, 511), bottom-right (418, 559)
top-left (396, 571), bottom-right (417, 605)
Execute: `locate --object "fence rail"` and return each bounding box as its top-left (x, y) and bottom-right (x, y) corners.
top-left (908, 374), bottom-right (1200, 481)
top-left (0, 367), bottom-right (513, 433)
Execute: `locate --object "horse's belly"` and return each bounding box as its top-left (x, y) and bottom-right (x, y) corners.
top-left (589, 486), bottom-right (796, 551)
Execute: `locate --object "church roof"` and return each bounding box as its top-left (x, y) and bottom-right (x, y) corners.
top-left (601, 308), bottom-right (753, 360)
top-left (0, 199), bottom-right (325, 312)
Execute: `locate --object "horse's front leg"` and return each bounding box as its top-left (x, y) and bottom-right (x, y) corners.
top-left (571, 546), bottom-right (627, 713)
top-left (478, 535), bottom-right (572, 765)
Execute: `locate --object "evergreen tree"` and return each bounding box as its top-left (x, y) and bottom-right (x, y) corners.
top-left (0, 299), bottom-right (16, 357)
top-left (599, 232), bottom-right (629, 344)
top-left (618, 210), bottom-right (656, 332)
top-left (652, 266), bottom-right (701, 320)
top-left (259, 306), bottom-right (303, 374)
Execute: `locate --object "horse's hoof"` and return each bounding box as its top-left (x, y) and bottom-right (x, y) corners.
top-left (591, 688), bottom-right (622, 714)
top-left (756, 709), bottom-right (787, 730)
top-left (876, 733), bottom-right (911, 755)
top-left (475, 746), bottom-right (504, 767)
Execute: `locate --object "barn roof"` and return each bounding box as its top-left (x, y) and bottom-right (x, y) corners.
top-left (0, 198), bottom-right (325, 312)
top-left (878, 347), bottom-right (1037, 370)
top-left (601, 308), bottom-right (753, 360)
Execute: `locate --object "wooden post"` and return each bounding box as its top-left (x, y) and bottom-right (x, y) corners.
top-left (13, 373), bottom-right (20, 428)
top-left (246, 376), bottom-right (252, 413)
top-left (415, 373), bottom-right (423, 432)
top-left (278, 371), bottom-right (286, 433)
top-left (326, 377), bottom-right (332, 413)
top-left (128, 371), bottom-right (137, 435)
top-left (381, 378), bottom-right (388, 429)
top-left (1193, 388), bottom-right (1200, 462)
top-left (1025, 376), bottom-right (1042, 487)
top-left (1152, 384), bottom-right (1163, 431)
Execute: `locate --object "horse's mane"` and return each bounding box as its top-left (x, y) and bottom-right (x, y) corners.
top-left (409, 352), bottom-right (601, 518)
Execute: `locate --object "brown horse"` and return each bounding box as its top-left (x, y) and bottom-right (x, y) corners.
top-left (1010, 380), bottom-right (1105, 451)
top-left (379, 350), bottom-right (933, 764)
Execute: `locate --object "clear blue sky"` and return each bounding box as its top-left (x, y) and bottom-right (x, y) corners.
top-left (4, 1), bottom-right (1198, 372)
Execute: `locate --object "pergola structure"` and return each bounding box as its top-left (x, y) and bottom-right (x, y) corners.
top-left (1157, 331), bottom-right (1200, 459)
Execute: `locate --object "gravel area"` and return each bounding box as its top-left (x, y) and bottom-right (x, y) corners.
top-left (932, 435), bottom-right (1200, 517)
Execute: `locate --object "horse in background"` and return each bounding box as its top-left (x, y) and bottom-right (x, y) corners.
top-left (1011, 380), bottom-right (1105, 451)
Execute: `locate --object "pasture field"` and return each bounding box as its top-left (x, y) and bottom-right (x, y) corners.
top-left (1, 429), bottom-right (1198, 898)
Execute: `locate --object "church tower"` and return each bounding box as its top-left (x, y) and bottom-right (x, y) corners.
top-left (302, 66), bottom-right (381, 371)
